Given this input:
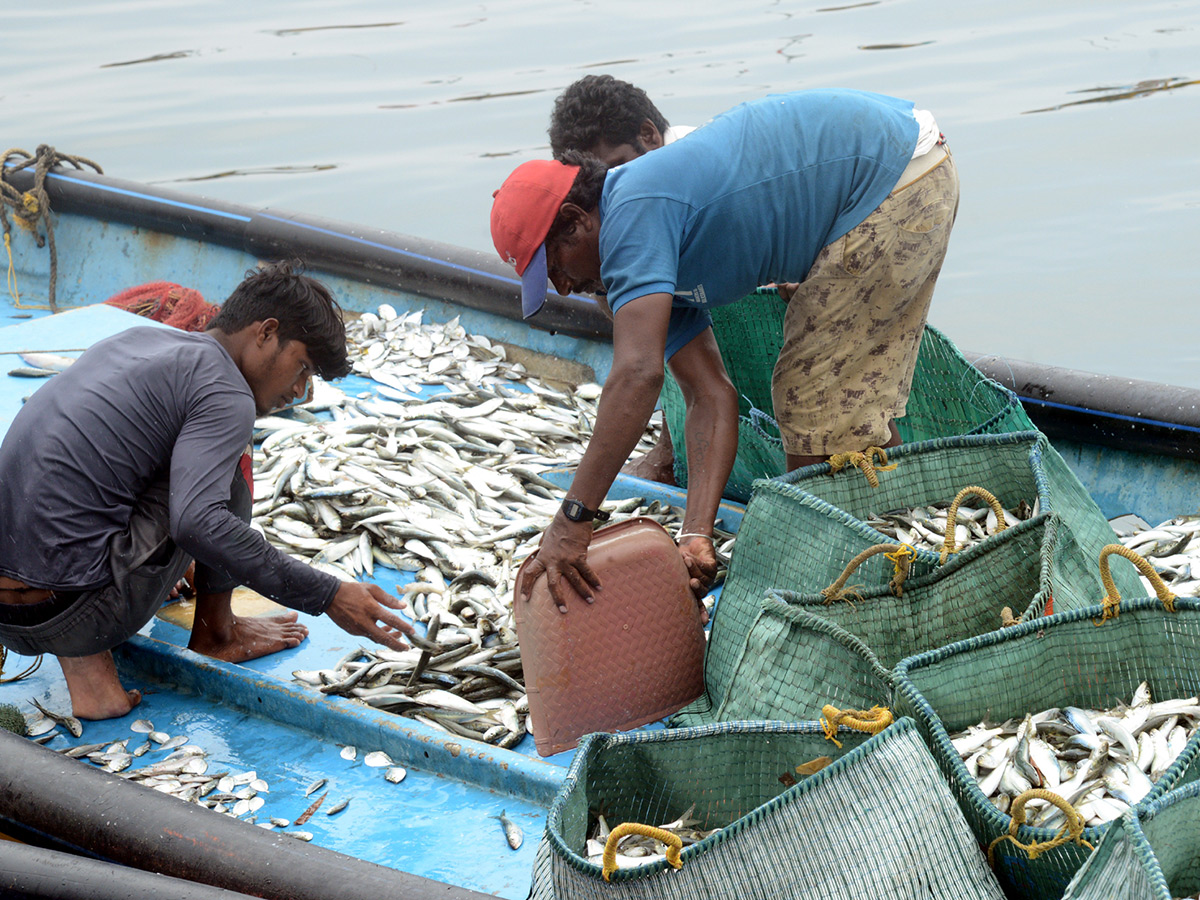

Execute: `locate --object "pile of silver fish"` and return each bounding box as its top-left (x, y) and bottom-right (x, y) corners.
top-left (249, 305), bottom-right (733, 727)
top-left (865, 498), bottom-right (1038, 556)
top-left (295, 639), bottom-right (530, 747)
top-left (949, 682), bottom-right (1200, 828)
top-left (1115, 514), bottom-right (1200, 597)
top-left (251, 304), bottom-right (684, 587)
top-left (585, 804), bottom-right (721, 870)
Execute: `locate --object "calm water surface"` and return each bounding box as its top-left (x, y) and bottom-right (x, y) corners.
top-left (4, 1), bottom-right (1199, 386)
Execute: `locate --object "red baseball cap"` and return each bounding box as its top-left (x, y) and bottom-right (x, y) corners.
top-left (490, 159), bottom-right (580, 318)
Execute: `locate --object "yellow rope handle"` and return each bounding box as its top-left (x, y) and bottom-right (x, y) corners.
top-left (601, 823), bottom-right (683, 881)
top-left (819, 704), bottom-right (893, 748)
top-left (821, 544), bottom-right (907, 604)
top-left (884, 544), bottom-right (915, 597)
top-left (826, 446), bottom-right (898, 488)
top-left (4, 232), bottom-right (19, 308)
top-left (939, 485), bottom-right (1008, 564)
top-left (987, 789), bottom-right (1093, 865)
top-left (1093, 544), bottom-right (1177, 626)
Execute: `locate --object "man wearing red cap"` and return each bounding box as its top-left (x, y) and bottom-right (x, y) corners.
top-left (492, 88), bottom-right (958, 611)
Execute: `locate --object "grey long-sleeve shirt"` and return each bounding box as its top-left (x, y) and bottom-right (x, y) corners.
top-left (0, 326), bottom-right (338, 615)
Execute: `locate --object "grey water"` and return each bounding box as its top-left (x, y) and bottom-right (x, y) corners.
top-left (4, 1), bottom-right (1199, 387)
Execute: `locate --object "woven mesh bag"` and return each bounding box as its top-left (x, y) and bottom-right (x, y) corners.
top-left (705, 513), bottom-right (1103, 723)
top-left (660, 303), bottom-right (1035, 502)
top-left (892, 587), bottom-right (1200, 900)
top-left (711, 596), bottom-right (894, 722)
top-left (1062, 782), bottom-right (1200, 900)
top-left (672, 431), bottom-right (1138, 728)
top-left (529, 718), bottom-right (1007, 900)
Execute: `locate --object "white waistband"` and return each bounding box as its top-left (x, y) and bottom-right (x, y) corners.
top-left (894, 141), bottom-right (948, 192)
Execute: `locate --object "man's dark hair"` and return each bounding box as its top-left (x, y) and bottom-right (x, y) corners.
top-left (545, 151), bottom-right (609, 245)
top-left (548, 75), bottom-right (669, 160)
top-left (209, 260), bottom-right (351, 380)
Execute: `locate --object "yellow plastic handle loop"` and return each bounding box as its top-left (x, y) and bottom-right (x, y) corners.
top-left (821, 543), bottom-right (909, 604)
top-left (826, 446), bottom-right (898, 488)
top-left (939, 485), bottom-right (1008, 564)
top-left (1093, 544), bottom-right (1177, 626)
top-left (601, 823), bottom-right (683, 881)
top-left (987, 788), bottom-right (1093, 866)
top-left (819, 704), bottom-right (893, 748)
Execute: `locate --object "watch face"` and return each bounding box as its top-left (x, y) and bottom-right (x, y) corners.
top-left (562, 499), bottom-right (589, 521)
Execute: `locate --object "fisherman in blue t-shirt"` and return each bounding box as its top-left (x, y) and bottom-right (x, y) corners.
top-left (490, 89), bottom-right (959, 611)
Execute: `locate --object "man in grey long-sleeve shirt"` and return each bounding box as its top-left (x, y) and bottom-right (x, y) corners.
top-left (0, 262), bottom-right (414, 720)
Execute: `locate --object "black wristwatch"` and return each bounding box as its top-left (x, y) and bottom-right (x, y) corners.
top-left (561, 499), bottom-right (611, 523)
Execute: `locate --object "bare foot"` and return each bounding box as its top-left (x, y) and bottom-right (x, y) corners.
top-left (58, 653), bottom-right (142, 720)
top-left (188, 610), bottom-right (308, 662)
top-left (622, 452), bottom-right (677, 485)
top-left (622, 425), bottom-right (677, 485)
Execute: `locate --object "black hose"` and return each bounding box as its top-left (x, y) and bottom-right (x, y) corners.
top-left (0, 841), bottom-right (260, 900)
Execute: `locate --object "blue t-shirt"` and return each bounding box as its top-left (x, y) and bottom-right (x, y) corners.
top-left (598, 89), bottom-right (919, 358)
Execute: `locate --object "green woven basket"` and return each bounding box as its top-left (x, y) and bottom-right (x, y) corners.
top-left (705, 512), bottom-right (1103, 724)
top-left (892, 596), bottom-right (1200, 900)
top-left (660, 301), bottom-right (1036, 502)
top-left (673, 431), bottom-right (1139, 728)
top-left (712, 597), bottom-right (894, 722)
top-left (1062, 782), bottom-right (1200, 900)
top-left (529, 718), bottom-right (1006, 900)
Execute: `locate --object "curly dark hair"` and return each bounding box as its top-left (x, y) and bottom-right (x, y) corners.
top-left (208, 260), bottom-right (350, 380)
top-left (544, 151), bottom-right (610, 245)
top-left (548, 75), bottom-right (670, 160)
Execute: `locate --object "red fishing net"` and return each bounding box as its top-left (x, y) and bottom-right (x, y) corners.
top-left (105, 281), bottom-right (219, 332)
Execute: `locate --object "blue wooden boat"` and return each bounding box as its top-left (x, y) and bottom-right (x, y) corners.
top-left (0, 160), bottom-right (1197, 899)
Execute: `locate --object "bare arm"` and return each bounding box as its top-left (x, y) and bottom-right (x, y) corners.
top-left (517, 293), bottom-right (673, 610)
top-left (666, 327), bottom-right (739, 596)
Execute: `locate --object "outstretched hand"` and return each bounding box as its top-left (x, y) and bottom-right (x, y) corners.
top-left (325, 581), bottom-right (415, 651)
top-left (677, 535), bottom-right (718, 624)
top-left (517, 515), bottom-right (601, 613)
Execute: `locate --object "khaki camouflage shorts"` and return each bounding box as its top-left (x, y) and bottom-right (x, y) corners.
top-left (771, 148), bottom-right (960, 457)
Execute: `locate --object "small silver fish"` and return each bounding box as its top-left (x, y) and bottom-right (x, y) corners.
top-left (340, 745), bottom-right (357, 761)
top-left (26, 716), bottom-right (57, 737)
top-left (305, 778), bottom-right (327, 797)
top-left (384, 766), bottom-right (407, 784)
top-left (495, 809), bottom-right (523, 850)
top-left (363, 751), bottom-right (392, 768)
top-left (326, 798), bottom-right (350, 816)
top-left (29, 698), bottom-right (82, 738)
top-left (130, 719), bottom-right (155, 734)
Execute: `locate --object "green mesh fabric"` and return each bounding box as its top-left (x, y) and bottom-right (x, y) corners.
top-left (892, 598), bottom-right (1200, 900)
top-left (1062, 783), bottom-right (1200, 900)
top-left (529, 719), bottom-right (1006, 900)
top-left (705, 513), bottom-right (1102, 723)
top-left (660, 305), bottom-right (1036, 502)
top-left (715, 598), bottom-right (893, 722)
top-left (672, 431), bottom-right (1139, 728)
